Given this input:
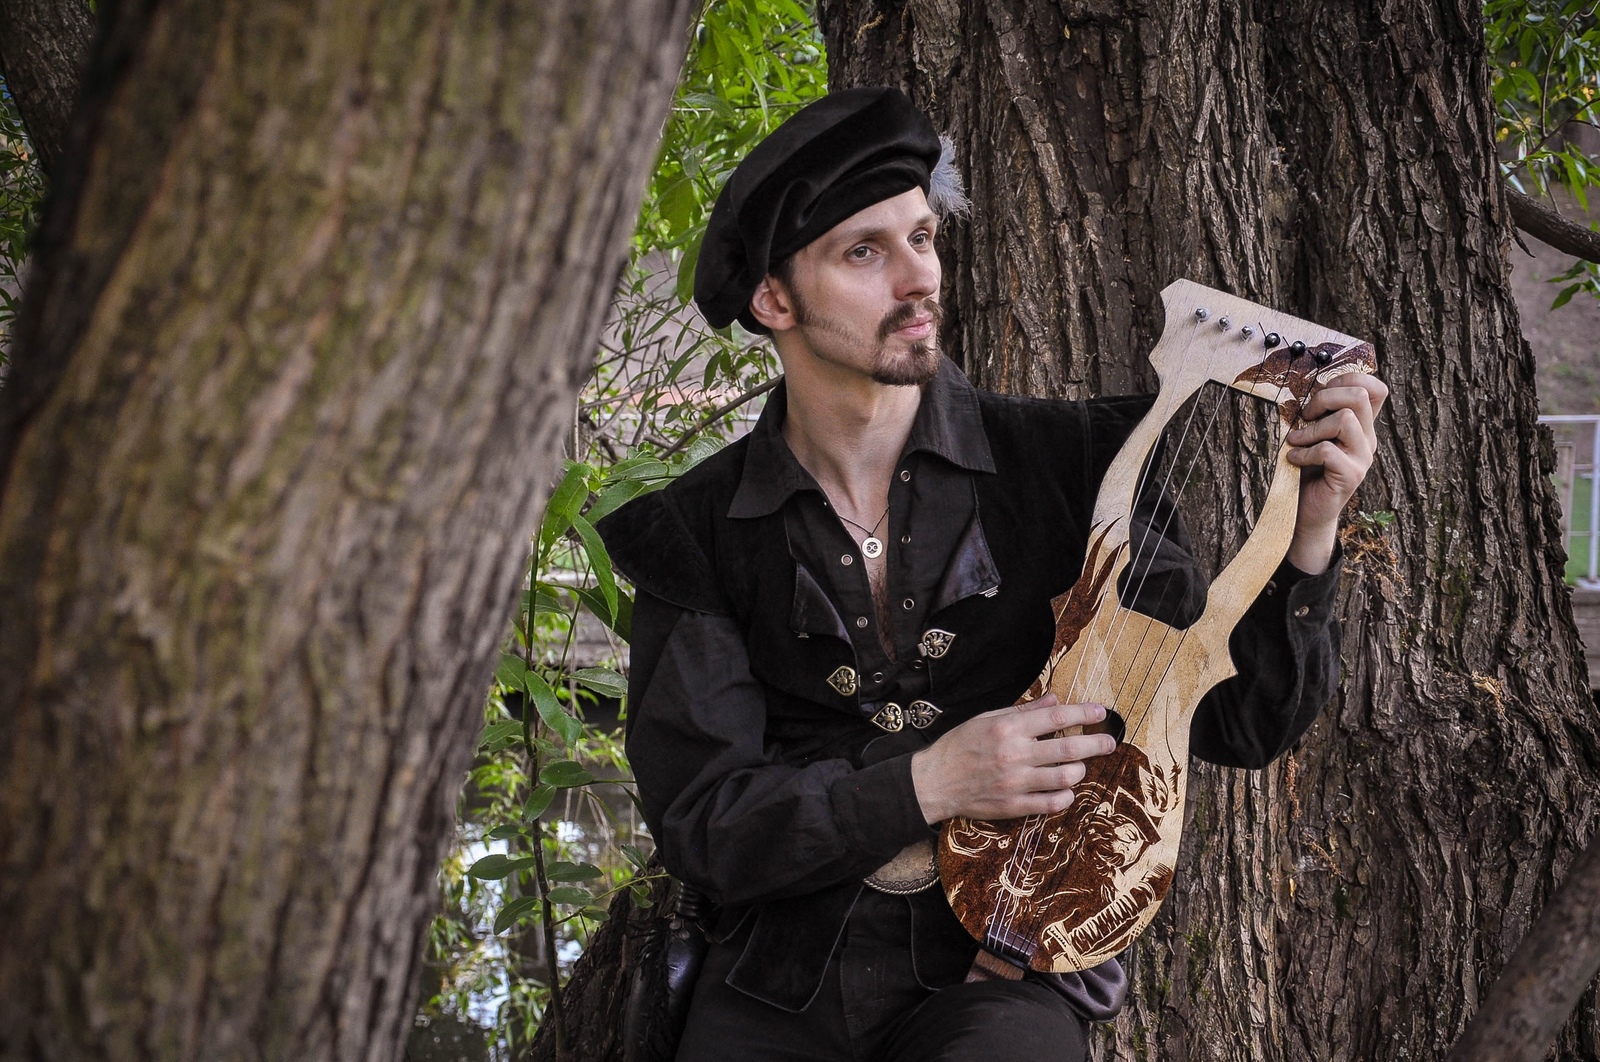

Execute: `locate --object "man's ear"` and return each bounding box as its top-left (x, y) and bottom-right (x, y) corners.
top-left (748, 276), bottom-right (797, 333)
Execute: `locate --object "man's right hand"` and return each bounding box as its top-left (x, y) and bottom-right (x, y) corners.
top-left (909, 694), bottom-right (1117, 825)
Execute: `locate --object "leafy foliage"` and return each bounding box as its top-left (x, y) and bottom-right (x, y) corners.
top-left (1486, 0), bottom-right (1600, 305)
top-left (0, 81), bottom-right (47, 364)
top-left (413, 2), bottom-right (826, 1054)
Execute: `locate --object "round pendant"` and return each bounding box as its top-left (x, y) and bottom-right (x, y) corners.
top-left (862, 537), bottom-right (884, 559)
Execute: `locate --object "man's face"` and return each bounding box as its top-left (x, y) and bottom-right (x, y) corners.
top-left (765, 188), bottom-right (943, 387)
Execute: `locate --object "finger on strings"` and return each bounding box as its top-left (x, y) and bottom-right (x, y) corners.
top-left (1032, 733), bottom-right (1118, 766)
top-left (1014, 692), bottom-right (1061, 712)
top-left (1029, 763), bottom-right (1088, 792)
top-left (1019, 700), bottom-right (1106, 737)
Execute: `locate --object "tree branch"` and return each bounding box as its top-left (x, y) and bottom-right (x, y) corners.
top-left (655, 374), bottom-right (780, 459)
top-left (1507, 184), bottom-right (1600, 264)
top-left (0, 0), bottom-right (95, 175)
top-left (1445, 832), bottom-right (1600, 1062)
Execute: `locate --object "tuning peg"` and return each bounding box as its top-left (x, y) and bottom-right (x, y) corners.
top-left (1315, 348), bottom-right (1334, 367)
top-left (1218, 316), bottom-right (1231, 330)
top-left (1195, 308), bottom-right (1210, 321)
top-left (1241, 325), bottom-right (1255, 339)
top-left (1264, 331), bottom-right (1281, 348)
top-left (1290, 340), bottom-right (1307, 356)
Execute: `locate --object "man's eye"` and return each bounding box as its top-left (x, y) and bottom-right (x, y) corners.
top-left (912, 231), bottom-right (932, 246)
top-left (848, 245), bottom-right (874, 260)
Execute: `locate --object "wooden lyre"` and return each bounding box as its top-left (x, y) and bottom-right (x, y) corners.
top-left (937, 279), bottom-right (1378, 978)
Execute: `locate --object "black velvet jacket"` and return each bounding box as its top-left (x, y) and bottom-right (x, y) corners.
top-left (597, 358), bottom-right (1342, 1015)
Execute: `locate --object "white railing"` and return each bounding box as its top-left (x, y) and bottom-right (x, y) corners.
top-left (1542, 414), bottom-right (1600, 587)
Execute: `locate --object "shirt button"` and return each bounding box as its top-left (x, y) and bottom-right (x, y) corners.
top-left (856, 616), bottom-right (870, 628)
top-left (899, 469), bottom-right (911, 482)
top-left (902, 598), bottom-right (915, 610)
top-left (841, 554), bottom-right (854, 566)
top-left (1294, 605), bottom-right (1310, 618)
top-left (901, 534), bottom-right (911, 545)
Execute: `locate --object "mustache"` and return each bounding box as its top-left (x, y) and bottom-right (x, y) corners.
top-left (878, 298), bottom-right (944, 342)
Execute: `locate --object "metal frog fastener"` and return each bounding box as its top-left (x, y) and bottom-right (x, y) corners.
top-left (826, 666), bottom-right (858, 697)
top-left (871, 702), bottom-right (905, 732)
top-left (906, 700), bottom-right (942, 729)
top-left (918, 628), bottom-right (956, 659)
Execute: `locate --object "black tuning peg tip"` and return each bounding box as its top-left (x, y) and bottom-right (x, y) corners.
top-left (1264, 331), bottom-right (1282, 349)
top-left (1314, 348), bottom-right (1334, 367)
top-left (1289, 340), bottom-right (1308, 356)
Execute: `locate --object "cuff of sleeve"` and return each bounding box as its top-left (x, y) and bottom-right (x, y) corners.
top-left (1279, 541), bottom-right (1343, 629)
top-left (829, 752), bottom-right (931, 861)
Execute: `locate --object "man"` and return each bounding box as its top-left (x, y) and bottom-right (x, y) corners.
top-left (598, 87), bottom-right (1386, 1061)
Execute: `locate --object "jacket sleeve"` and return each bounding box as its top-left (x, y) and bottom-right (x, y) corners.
top-left (1189, 549), bottom-right (1342, 768)
top-left (624, 589), bottom-right (933, 905)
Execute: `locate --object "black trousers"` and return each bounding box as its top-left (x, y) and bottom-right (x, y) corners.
top-left (675, 892), bottom-right (1091, 1062)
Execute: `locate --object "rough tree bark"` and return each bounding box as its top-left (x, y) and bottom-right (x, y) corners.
top-left (0, 0), bottom-right (692, 1059)
top-left (819, 1), bottom-right (1600, 1060)
top-left (0, 0), bottom-right (94, 174)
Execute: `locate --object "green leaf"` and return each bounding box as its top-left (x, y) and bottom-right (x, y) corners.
top-left (580, 907), bottom-right (611, 923)
top-left (584, 480), bottom-right (649, 526)
top-left (657, 176), bottom-right (699, 238)
top-left (540, 760), bottom-right (596, 788)
top-left (547, 886), bottom-right (593, 906)
top-left (477, 720), bottom-right (523, 751)
top-left (467, 853), bottom-right (541, 880)
top-left (526, 586), bottom-right (565, 616)
top-left (522, 783), bottom-right (558, 821)
top-left (548, 860), bottom-right (605, 882)
top-left (684, 437), bottom-right (722, 467)
top-left (526, 669), bottom-right (582, 746)
top-left (571, 514), bottom-right (618, 618)
top-left (574, 667), bottom-right (629, 699)
top-left (608, 458), bottom-right (671, 484)
top-left (676, 238), bottom-right (702, 304)
top-left (539, 463), bottom-right (592, 551)
top-left (621, 844), bottom-right (649, 870)
top-left (494, 653), bottom-right (528, 692)
top-left (574, 584), bottom-right (634, 641)
top-left (1553, 282), bottom-right (1581, 309)
top-left (494, 895), bottom-right (544, 934)
top-left (487, 824), bottom-right (526, 841)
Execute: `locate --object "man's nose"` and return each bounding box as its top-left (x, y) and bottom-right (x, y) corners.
top-left (892, 243), bottom-right (940, 302)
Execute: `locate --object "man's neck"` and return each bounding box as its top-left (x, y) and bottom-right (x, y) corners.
top-left (779, 356), bottom-right (922, 516)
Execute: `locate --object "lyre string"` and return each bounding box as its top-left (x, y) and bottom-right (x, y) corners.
top-left (1112, 367), bottom-right (1298, 759)
top-left (1108, 353), bottom-right (1298, 745)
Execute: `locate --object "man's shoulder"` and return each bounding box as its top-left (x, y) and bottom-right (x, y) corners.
top-left (592, 436), bottom-right (751, 615)
top-left (970, 387), bottom-right (1157, 461)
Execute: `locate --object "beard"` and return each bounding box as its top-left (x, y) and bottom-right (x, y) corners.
top-left (791, 289), bottom-right (944, 387)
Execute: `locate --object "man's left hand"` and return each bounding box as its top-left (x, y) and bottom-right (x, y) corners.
top-left (1284, 372), bottom-right (1389, 574)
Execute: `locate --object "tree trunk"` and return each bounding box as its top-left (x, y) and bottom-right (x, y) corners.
top-left (0, 0), bottom-right (692, 1058)
top-left (0, 0), bottom-right (94, 174)
top-left (821, 1), bottom-right (1600, 1059)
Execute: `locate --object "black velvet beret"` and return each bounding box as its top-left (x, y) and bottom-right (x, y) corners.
top-left (693, 87), bottom-right (941, 333)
